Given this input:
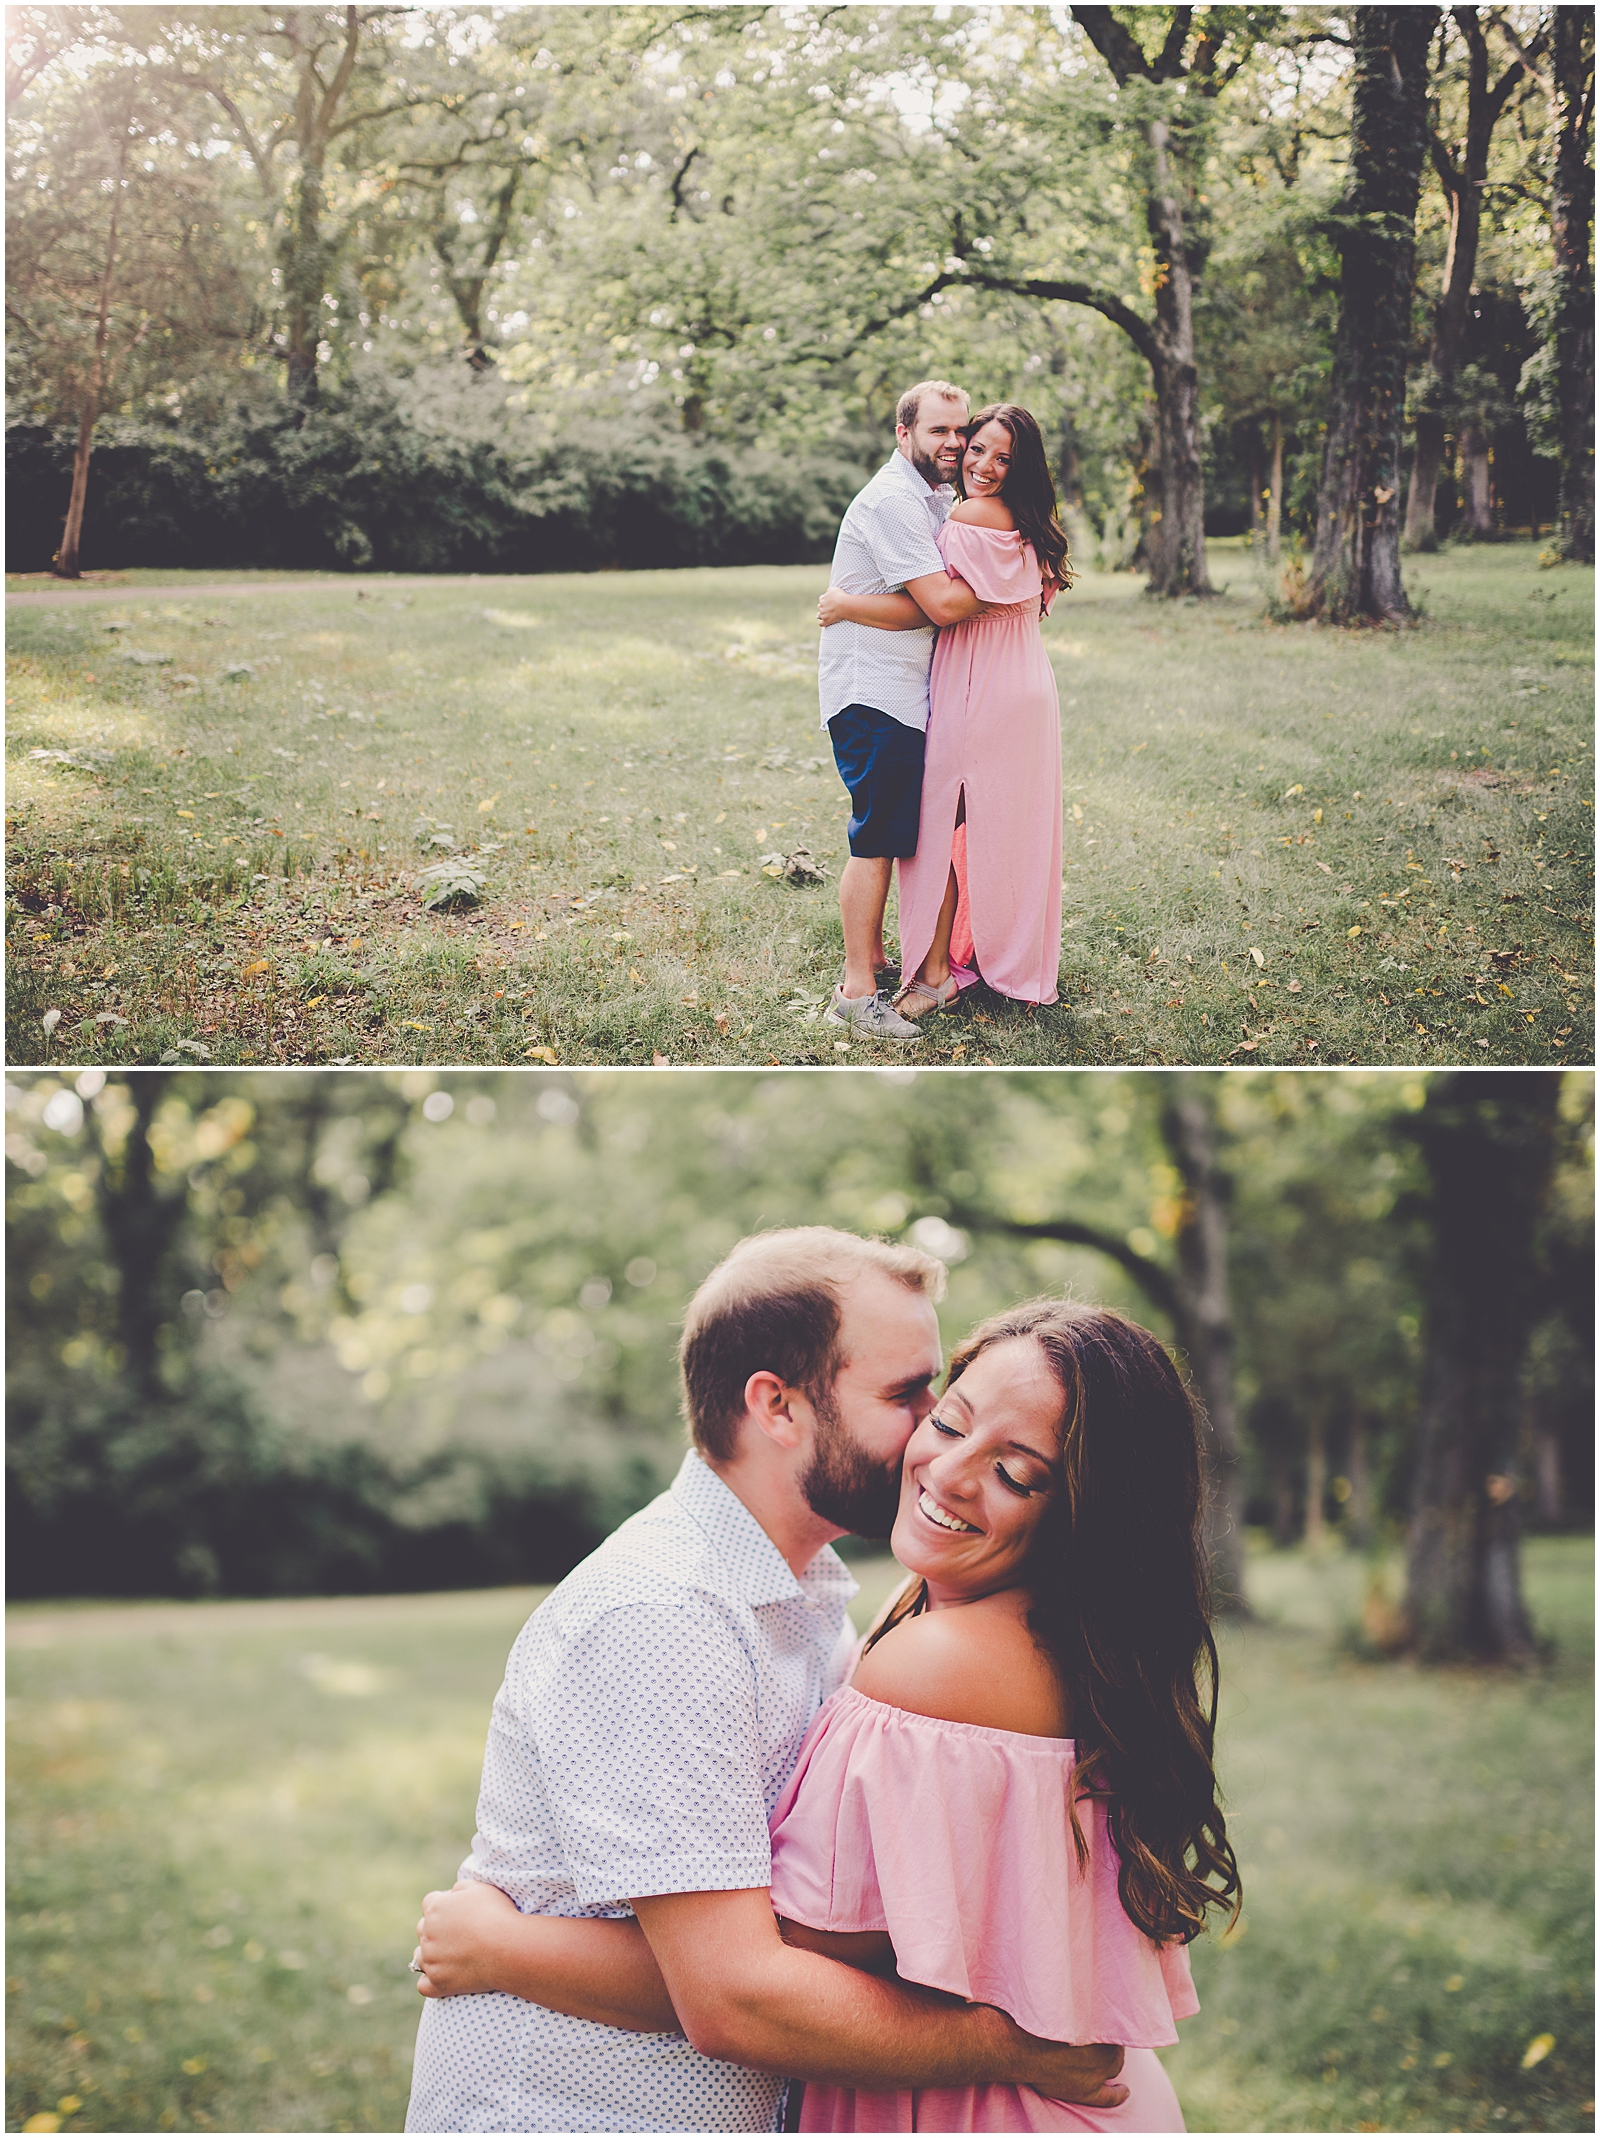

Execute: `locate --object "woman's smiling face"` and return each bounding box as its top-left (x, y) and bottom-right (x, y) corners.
top-left (890, 1336), bottom-right (1064, 1604)
top-left (962, 419), bottom-right (1015, 499)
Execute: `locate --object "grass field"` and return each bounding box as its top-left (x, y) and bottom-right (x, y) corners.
top-left (5, 541), bottom-right (1592, 1068)
top-left (6, 1536), bottom-right (1592, 2135)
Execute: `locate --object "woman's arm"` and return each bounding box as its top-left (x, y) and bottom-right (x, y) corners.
top-left (415, 1880), bottom-right (681, 2032)
top-left (777, 1919), bottom-right (903, 1982)
top-left (817, 586), bottom-right (932, 631)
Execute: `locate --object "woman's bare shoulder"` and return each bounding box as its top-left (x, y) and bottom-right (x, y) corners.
top-left (850, 1598), bottom-right (1068, 1738)
top-left (948, 497), bottom-right (1016, 530)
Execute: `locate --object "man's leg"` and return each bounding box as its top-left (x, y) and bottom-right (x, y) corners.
top-left (839, 855), bottom-right (893, 1003)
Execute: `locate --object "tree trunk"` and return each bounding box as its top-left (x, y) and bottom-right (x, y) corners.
top-left (1530, 1407), bottom-right (1563, 1528)
top-left (1308, 8), bottom-right (1437, 622)
top-left (1347, 1412), bottom-right (1373, 1549)
top-left (1304, 1410), bottom-right (1326, 1549)
top-left (1143, 115), bottom-right (1210, 597)
top-left (1159, 1083), bottom-right (1246, 1612)
top-left (935, 1078), bottom-right (1248, 1613)
top-left (53, 128), bottom-right (126, 578)
top-left (1066, 10), bottom-right (1213, 599)
top-left (1406, 12), bottom-right (1527, 552)
top-left (1248, 430), bottom-right (1264, 549)
top-left (1550, 5), bottom-right (1595, 562)
top-left (92, 1074), bottom-right (185, 1401)
top-left (54, 399), bottom-right (99, 582)
top-left (282, 155), bottom-right (326, 407)
top-left (1402, 1072), bottom-right (1562, 1661)
top-left (1266, 413), bottom-right (1284, 562)
top-left (1405, 408), bottom-right (1447, 550)
top-left (1271, 1458), bottom-right (1296, 1549)
top-left (1461, 423), bottom-right (1493, 535)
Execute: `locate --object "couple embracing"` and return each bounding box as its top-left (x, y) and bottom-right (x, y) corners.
top-left (820, 382), bottom-right (1073, 1046)
top-left (405, 1227), bottom-right (1239, 2134)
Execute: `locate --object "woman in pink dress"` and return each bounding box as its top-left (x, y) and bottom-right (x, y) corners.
top-left (767, 1300), bottom-right (1238, 2131)
top-left (410, 1300), bottom-right (1239, 2133)
top-left (817, 405), bottom-right (1072, 1015)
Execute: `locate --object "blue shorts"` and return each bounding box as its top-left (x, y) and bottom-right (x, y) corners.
top-left (827, 704), bottom-right (925, 859)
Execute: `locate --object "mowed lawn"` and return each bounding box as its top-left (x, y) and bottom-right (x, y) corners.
top-left (4, 542), bottom-right (1593, 1068)
top-left (6, 1538), bottom-right (1592, 2135)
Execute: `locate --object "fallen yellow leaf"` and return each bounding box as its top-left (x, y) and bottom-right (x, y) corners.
top-left (1522, 2034), bottom-right (1555, 2070)
top-left (1348, 926), bottom-right (1362, 939)
top-left (478, 795), bottom-right (499, 813)
top-left (241, 959), bottom-right (271, 977)
top-left (526, 1045), bottom-right (558, 1064)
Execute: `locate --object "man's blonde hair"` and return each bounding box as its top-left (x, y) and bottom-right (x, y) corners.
top-left (896, 379), bottom-right (969, 432)
top-left (679, 1226), bottom-right (946, 1461)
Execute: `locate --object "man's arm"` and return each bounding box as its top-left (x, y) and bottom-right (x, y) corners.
top-left (633, 1887), bottom-right (1128, 2103)
top-left (818, 581), bottom-right (987, 631)
top-left (903, 569), bottom-right (987, 626)
top-left (818, 587), bottom-right (931, 631)
top-left (414, 1881), bottom-right (1126, 2106)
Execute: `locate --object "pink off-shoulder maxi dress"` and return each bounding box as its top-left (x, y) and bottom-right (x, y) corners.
top-left (769, 1686), bottom-right (1196, 2133)
top-left (895, 520), bottom-right (1064, 1006)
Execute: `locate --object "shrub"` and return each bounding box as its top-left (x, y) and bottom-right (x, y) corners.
top-left (6, 364), bottom-right (869, 574)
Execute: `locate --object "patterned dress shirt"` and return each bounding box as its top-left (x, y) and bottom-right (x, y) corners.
top-left (405, 1449), bottom-right (859, 2134)
top-left (817, 451), bottom-right (955, 732)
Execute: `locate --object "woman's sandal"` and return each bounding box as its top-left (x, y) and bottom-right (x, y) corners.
top-left (892, 973), bottom-right (959, 1019)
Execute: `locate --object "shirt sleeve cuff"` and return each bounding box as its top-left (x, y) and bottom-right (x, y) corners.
top-left (573, 1853), bottom-right (775, 1908)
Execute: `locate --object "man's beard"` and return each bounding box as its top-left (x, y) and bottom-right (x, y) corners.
top-left (910, 444), bottom-right (957, 490)
top-left (800, 1383), bottom-right (904, 1540)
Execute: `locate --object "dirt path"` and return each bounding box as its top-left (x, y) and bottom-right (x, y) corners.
top-left (6, 574), bottom-right (497, 609)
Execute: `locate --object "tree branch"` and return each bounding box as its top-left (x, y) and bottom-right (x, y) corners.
top-left (947, 1203), bottom-right (1185, 1327)
top-left (1071, 4), bottom-right (1160, 86)
top-left (959, 269), bottom-right (1166, 373)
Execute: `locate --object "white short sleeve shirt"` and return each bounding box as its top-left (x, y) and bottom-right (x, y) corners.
top-left (405, 1450), bottom-right (859, 2135)
top-left (817, 452), bottom-right (955, 733)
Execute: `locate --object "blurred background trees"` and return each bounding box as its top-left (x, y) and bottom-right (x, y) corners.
top-left (7, 1069), bottom-right (1592, 1658)
top-left (5, 4), bottom-right (1591, 580)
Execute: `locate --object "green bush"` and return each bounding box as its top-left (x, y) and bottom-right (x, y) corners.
top-left (5, 1366), bottom-right (615, 1599)
top-left (6, 363), bottom-right (869, 574)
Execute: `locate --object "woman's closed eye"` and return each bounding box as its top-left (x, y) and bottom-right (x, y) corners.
top-left (931, 1414), bottom-right (1043, 1497)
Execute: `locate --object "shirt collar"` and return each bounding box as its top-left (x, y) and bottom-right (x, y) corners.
top-left (884, 449), bottom-right (953, 506)
top-left (671, 1448), bottom-right (859, 1611)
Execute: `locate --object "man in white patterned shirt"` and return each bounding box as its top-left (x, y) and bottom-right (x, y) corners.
top-left (817, 381), bottom-right (989, 1044)
top-left (406, 1226), bottom-right (1127, 2133)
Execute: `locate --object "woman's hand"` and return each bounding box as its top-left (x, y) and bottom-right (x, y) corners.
top-left (413, 1879), bottom-right (522, 1998)
top-left (817, 586), bottom-right (851, 627)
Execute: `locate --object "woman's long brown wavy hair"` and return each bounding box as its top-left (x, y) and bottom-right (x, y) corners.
top-left (865, 1298), bottom-right (1241, 1946)
top-left (958, 403), bottom-right (1074, 607)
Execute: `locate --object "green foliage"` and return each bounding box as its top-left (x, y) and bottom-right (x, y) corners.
top-left (5, 365), bottom-right (867, 574)
top-left (6, 1067), bottom-right (1592, 1603)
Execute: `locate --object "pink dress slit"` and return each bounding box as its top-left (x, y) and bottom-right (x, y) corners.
top-left (895, 522), bottom-right (1064, 1007)
top-left (769, 1685), bottom-right (1195, 2133)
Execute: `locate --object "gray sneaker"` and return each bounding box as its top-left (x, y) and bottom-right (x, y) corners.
top-left (825, 986), bottom-right (922, 1044)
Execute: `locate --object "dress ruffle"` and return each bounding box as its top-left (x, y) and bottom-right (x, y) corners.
top-left (937, 521), bottom-right (1059, 611)
top-left (768, 1686), bottom-right (1198, 2049)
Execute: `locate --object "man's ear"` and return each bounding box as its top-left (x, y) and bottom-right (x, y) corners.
top-left (743, 1370), bottom-right (806, 1452)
